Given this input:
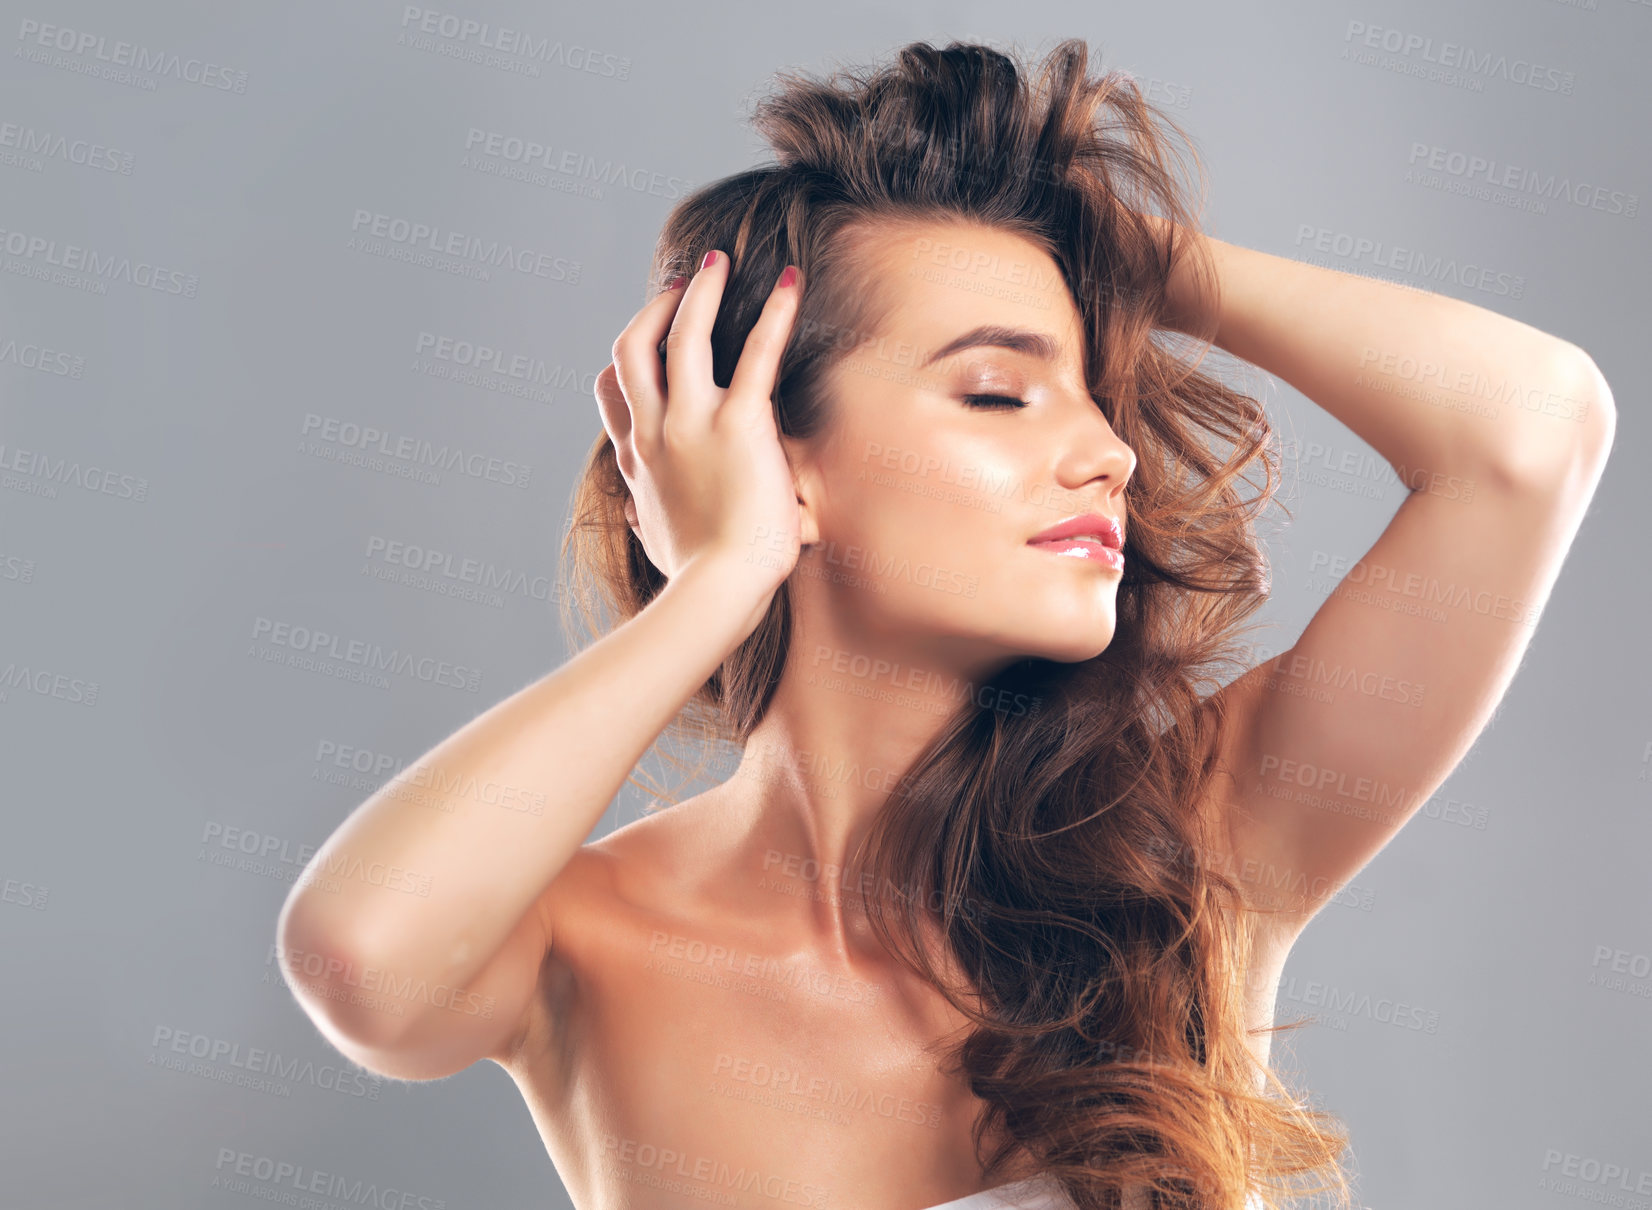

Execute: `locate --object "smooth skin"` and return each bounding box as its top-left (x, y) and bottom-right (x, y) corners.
top-left (277, 221), bottom-right (1615, 1210)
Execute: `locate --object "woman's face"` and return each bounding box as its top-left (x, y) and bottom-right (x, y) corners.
top-left (783, 219), bottom-right (1137, 677)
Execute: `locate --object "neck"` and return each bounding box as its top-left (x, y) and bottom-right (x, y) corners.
top-left (710, 635), bottom-right (1008, 955)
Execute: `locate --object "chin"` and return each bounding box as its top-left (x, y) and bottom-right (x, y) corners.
top-left (1015, 623), bottom-right (1117, 665)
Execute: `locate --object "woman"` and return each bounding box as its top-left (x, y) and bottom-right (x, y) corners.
top-left (276, 39), bottom-right (1616, 1210)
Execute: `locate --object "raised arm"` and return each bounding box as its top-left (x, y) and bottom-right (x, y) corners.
top-left (276, 557), bottom-right (774, 1080)
top-left (275, 253), bottom-right (805, 1080)
top-left (1157, 219), bottom-right (1617, 937)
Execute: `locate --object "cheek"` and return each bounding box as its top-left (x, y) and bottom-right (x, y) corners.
top-left (820, 436), bottom-right (1023, 600)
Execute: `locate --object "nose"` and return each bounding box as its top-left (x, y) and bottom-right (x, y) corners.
top-left (1049, 395), bottom-right (1136, 509)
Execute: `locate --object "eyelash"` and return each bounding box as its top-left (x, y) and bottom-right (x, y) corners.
top-left (963, 394), bottom-right (1029, 410)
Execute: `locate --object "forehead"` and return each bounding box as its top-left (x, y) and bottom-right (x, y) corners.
top-left (852, 218), bottom-right (1087, 362)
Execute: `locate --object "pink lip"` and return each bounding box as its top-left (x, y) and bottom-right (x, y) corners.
top-left (1027, 512), bottom-right (1125, 570)
top-left (1029, 538), bottom-right (1125, 569)
top-left (1027, 512), bottom-right (1123, 548)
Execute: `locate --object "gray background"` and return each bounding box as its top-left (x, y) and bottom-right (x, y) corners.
top-left (2, 1), bottom-right (1647, 1208)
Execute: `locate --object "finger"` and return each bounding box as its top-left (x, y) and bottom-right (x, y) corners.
top-left (613, 278), bottom-right (690, 453)
top-left (593, 362), bottom-right (636, 474)
top-left (724, 264), bottom-right (804, 424)
top-left (662, 250), bottom-right (728, 429)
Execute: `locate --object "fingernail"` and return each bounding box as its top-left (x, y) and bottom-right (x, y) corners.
top-left (701, 250), bottom-right (718, 270)
top-left (667, 275), bottom-right (687, 291)
top-left (777, 265), bottom-right (797, 289)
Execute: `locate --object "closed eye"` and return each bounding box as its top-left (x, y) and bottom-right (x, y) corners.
top-left (963, 394), bottom-right (1029, 410)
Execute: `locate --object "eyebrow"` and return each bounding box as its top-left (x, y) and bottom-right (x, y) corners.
top-left (920, 325), bottom-right (1062, 369)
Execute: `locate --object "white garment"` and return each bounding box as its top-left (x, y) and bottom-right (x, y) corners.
top-left (918, 1173), bottom-right (1076, 1210)
top-left (917, 1172), bottom-right (1264, 1210)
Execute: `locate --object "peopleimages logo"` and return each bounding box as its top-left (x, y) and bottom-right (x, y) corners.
top-left (0, 441), bottom-right (149, 502)
top-left (299, 412), bottom-right (532, 489)
top-left (0, 335), bottom-right (85, 376)
top-left (1539, 1149), bottom-right (1652, 1199)
top-left (310, 738), bottom-right (548, 816)
top-left (1405, 142), bottom-right (1638, 217)
top-left (710, 1051), bottom-right (944, 1129)
top-left (150, 1026), bottom-right (382, 1099)
top-left (14, 18), bottom-right (250, 93)
top-left (0, 222), bottom-right (200, 295)
top-left (197, 820), bottom-right (433, 897)
top-left (1292, 223), bottom-right (1525, 300)
top-left (398, 7), bottom-right (631, 80)
top-left (248, 615), bottom-right (482, 693)
top-left (414, 330), bottom-right (596, 393)
top-left (0, 121), bottom-right (135, 174)
top-left (349, 209), bottom-right (582, 283)
top-left (211, 1147), bottom-right (446, 1210)
top-left (1276, 976), bottom-right (1441, 1034)
top-left (270, 944), bottom-right (494, 1019)
top-left (363, 534), bottom-right (559, 606)
top-left (461, 128), bottom-right (695, 200)
top-left (806, 645), bottom-right (1042, 718)
top-left (0, 660), bottom-right (99, 706)
top-left (1343, 20), bottom-right (1575, 94)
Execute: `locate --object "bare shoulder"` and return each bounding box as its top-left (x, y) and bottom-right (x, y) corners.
top-left (541, 797), bottom-right (708, 925)
top-left (492, 799), bottom-right (712, 1069)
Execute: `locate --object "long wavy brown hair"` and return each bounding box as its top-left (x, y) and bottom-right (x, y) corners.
top-left (559, 37), bottom-right (1352, 1210)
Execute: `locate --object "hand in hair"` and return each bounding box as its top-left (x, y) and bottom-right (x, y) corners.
top-left (595, 253), bottom-right (808, 597)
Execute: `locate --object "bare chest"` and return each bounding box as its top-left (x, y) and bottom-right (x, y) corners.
top-left (502, 892), bottom-right (1033, 1209)
top-left (498, 851), bottom-right (1289, 1210)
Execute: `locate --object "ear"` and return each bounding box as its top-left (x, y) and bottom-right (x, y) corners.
top-left (780, 434), bottom-right (822, 548)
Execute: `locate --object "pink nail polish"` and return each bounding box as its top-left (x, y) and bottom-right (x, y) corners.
top-left (701, 250), bottom-right (718, 270)
top-left (777, 265), bottom-right (797, 288)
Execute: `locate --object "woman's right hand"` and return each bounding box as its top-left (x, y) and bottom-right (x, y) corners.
top-left (595, 252), bottom-right (807, 603)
